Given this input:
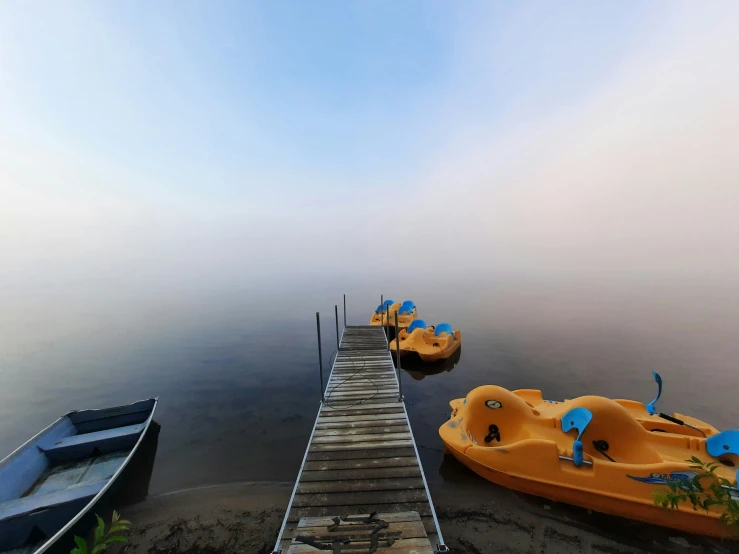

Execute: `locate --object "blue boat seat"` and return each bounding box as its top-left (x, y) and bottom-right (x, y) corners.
top-left (41, 424), bottom-right (144, 463)
top-left (434, 323), bottom-right (454, 336)
top-left (706, 430), bottom-right (739, 486)
top-left (407, 320), bottom-right (427, 333)
top-left (0, 480), bottom-right (105, 521)
top-left (561, 407), bottom-right (593, 467)
top-left (706, 430), bottom-right (739, 458)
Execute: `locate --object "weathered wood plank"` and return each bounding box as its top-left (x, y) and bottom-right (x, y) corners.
top-left (290, 514), bottom-right (429, 550)
top-left (326, 382), bottom-right (396, 388)
top-left (319, 405), bottom-right (405, 416)
top-left (291, 488), bottom-right (429, 507)
top-left (319, 403), bottom-right (405, 416)
top-left (297, 477), bottom-right (424, 494)
top-left (332, 364), bottom-right (394, 369)
top-left (333, 363), bottom-right (392, 367)
top-left (333, 358), bottom-right (393, 362)
top-left (322, 397), bottom-right (401, 407)
top-left (289, 537), bottom-right (433, 553)
top-left (302, 456), bottom-right (419, 471)
top-left (327, 381), bottom-right (397, 388)
top-left (311, 432), bottom-right (411, 444)
top-left (332, 366), bottom-right (392, 370)
top-left (294, 512), bottom-right (425, 527)
top-left (305, 446), bottom-right (416, 462)
top-left (286, 502), bottom-right (436, 534)
top-left (321, 400), bottom-right (403, 408)
top-left (328, 379), bottom-right (396, 384)
top-left (316, 419), bottom-right (408, 430)
top-left (329, 374), bottom-right (396, 381)
top-left (284, 513), bottom-right (438, 536)
top-left (314, 424), bottom-right (409, 437)
top-left (328, 389), bottom-right (398, 394)
top-left (333, 361), bottom-right (394, 365)
top-left (331, 364), bottom-right (396, 370)
top-left (324, 391), bottom-right (398, 398)
top-left (295, 522), bottom-right (424, 538)
top-left (309, 439), bottom-right (413, 451)
top-left (324, 390), bottom-right (398, 398)
top-left (323, 396), bottom-right (399, 404)
top-left (300, 466), bottom-right (421, 482)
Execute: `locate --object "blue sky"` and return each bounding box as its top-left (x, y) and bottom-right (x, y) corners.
top-left (1, 2), bottom-right (653, 202)
top-left (1, 1), bottom-right (738, 288)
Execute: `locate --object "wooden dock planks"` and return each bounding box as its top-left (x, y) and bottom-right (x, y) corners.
top-left (274, 326), bottom-right (442, 553)
top-left (287, 512), bottom-right (433, 554)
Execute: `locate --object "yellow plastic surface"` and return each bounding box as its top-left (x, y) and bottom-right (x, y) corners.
top-left (439, 385), bottom-right (738, 538)
top-left (389, 325), bottom-right (462, 362)
top-left (369, 303), bottom-right (417, 328)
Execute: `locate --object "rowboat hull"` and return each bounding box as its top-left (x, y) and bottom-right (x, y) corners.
top-left (0, 398), bottom-right (158, 554)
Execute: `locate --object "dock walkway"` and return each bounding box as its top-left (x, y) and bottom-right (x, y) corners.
top-left (274, 325), bottom-right (445, 553)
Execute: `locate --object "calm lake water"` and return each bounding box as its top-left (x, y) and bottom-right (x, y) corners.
top-left (1, 278), bottom-right (738, 500)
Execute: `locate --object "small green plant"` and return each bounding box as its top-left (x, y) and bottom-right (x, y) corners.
top-left (71, 511), bottom-right (131, 554)
top-left (653, 456), bottom-right (739, 529)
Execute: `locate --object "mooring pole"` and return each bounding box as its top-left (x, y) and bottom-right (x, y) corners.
top-left (380, 294), bottom-right (385, 347)
top-left (343, 294), bottom-right (347, 327)
top-left (386, 300), bottom-right (391, 348)
top-left (334, 304), bottom-right (340, 351)
top-left (395, 311), bottom-right (404, 401)
top-left (316, 312), bottom-right (324, 403)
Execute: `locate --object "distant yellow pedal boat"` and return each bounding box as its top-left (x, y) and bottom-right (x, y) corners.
top-left (370, 300), bottom-right (398, 326)
top-left (389, 320), bottom-right (461, 362)
top-left (369, 300), bottom-right (417, 328)
top-left (439, 373), bottom-right (738, 538)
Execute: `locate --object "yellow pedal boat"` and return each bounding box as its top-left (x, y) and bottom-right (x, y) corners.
top-left (369, 300), bottom-right (417, 328)
top-left (389, 320), bottom-right (461, 362)
top-left (370, 300), bottom-right (398, 326)
top-left (439, 377), bottom-right (739, 538)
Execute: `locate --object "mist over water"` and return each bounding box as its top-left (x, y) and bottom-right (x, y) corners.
top-left (1, 274), bottom-right (737, 494)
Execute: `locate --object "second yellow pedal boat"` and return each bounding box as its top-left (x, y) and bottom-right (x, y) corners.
top-left (369, 300), bottom-right (418, 328)
top-left (389, 320), bottom-right (461, 362)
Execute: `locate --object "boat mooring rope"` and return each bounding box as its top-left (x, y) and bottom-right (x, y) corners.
top-left (322, 345), bottom-right (452, 454)
top-left (323, 349), bottom-right (382, 410)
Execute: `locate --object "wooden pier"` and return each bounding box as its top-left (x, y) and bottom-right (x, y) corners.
top-left (273, 325), bottom-right (446, 553)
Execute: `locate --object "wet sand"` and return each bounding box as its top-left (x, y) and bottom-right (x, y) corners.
top-left (118, 482), bottom-right (290, 554)
top-left (117, 480), bottom-right (738, 554)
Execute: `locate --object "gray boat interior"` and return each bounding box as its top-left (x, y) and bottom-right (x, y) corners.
top-left (0, 399), bottom-right (156, 552)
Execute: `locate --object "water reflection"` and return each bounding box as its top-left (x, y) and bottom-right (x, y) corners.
top-left (401, 348), bottom-right (462, 381)
top-left (3, 281), bottom-right (738, 497)
top-left (112, 422), bottom-right (161, 506)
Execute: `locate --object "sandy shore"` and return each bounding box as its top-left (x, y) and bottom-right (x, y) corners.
top-left (115, 479), bottom-right (738, 554)
top-left (118, 482), bottom-right (290, 554)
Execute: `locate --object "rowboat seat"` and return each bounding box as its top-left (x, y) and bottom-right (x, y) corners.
top-left (0, 480), bottom-right (104, 521)
top-left (41, 424), bottom-right (144, 463)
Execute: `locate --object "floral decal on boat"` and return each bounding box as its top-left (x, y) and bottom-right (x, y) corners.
top-left (627, 471), bottom-right (698, 486)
